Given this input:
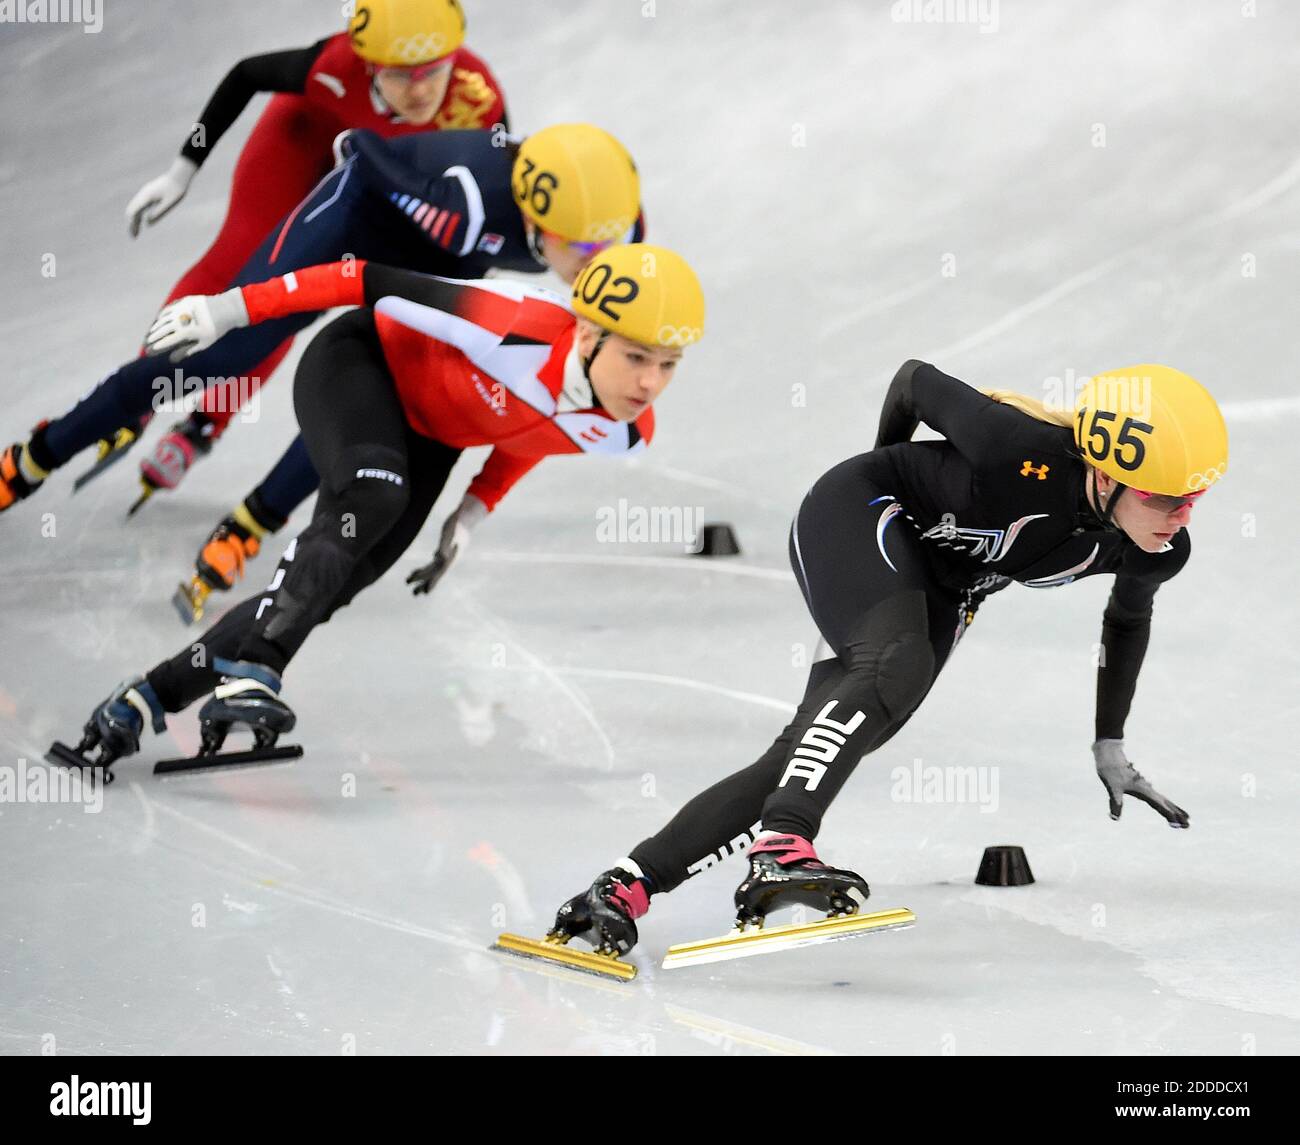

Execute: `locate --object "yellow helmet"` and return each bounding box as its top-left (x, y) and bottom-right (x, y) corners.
top-left (348, 0), bottom-right (466, 67)
top-left (1074, 365), bottom-right (1228, 495)
top-left (571, 244), bottom-right (705, 349)
top-left (512, 124), bottom-right (640, 244)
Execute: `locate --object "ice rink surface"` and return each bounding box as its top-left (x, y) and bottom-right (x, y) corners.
top-left (1, 1), bottom-right (1298, 1055)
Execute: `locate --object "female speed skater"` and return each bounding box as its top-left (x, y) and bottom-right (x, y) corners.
top-left (530, 361), bottom-right (1229, 962)
top-left (15, 0), bottom-right (506, 490)
top-left (51, 241), bottom-right (706, 774)
top-left (0, 123), bottom-right (642, 527)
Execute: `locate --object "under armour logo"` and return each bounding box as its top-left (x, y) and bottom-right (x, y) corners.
top-left (1020, 460), bottom-right (1050, 480)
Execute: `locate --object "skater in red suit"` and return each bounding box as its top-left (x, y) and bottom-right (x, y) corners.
top-left (52, 242), bottom-right (706, 773)
top-left (115, 0), bottom-right (505, 459)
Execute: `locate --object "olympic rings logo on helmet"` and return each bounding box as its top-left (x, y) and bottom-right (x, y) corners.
top-left (656, 325), bottom-right (702, 347)
top-left (1185, 462), bottom-right (1227, 491)
top-left (386, 32), bottom-right (452, 65)
top-left (582, 218), bottom-right (634, 243)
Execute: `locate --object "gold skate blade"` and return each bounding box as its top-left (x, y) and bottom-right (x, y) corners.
top-left (662, 907), bottom-right (915, 971)
top-left (126, 482), bottom-right (155, 517)
top-left (491, 933), bottom-right (637, 981)
top-left (172, 578), bottom-right (211, 625)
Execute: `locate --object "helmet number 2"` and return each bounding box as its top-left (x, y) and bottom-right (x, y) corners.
top-left (578, 263), bottom-right (640, 322)
top-left (350, 6), bottom-right (371, 48)
top-left (515, 158), bottom-right (558, 217)
top-left (1078, 408), bottom-right (1153, 471)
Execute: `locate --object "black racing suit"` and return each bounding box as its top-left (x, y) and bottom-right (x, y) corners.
top-left (630, 361), bottom-right (1190, 892)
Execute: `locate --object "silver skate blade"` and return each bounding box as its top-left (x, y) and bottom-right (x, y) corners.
top-left (153, 744), bottom-right (302, 777)
top-left (662, 907), bottom-right (915, 971)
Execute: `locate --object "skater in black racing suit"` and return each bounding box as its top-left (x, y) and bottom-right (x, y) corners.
top-left (548, 359), bottom-right (1231, 957)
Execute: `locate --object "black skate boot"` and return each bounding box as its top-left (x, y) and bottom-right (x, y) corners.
top-left (550, 867), bottom-right (650, 956)
top-left (47, 677), bottom-right (167, 781)
top-left (197, 659), bottom-right (296, 755)
top-left (733, 833), bottom-right (870, 928)
top-left (494, 865), bottom-right (650, 981)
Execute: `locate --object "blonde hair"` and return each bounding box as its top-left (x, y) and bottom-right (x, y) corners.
top-left (980, 389), bottom-right (1075, 429)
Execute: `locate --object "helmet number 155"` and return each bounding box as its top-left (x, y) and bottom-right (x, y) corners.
top-left (1077, 409), bottom-right (1154, 471)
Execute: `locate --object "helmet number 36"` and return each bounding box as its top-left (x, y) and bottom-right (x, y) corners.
top-left (1077, 408), bottom-right (1154, 471)
top-left (514, 158), bottom-right (558, 217)
top-left (577, 262), bottom-right (640, 323)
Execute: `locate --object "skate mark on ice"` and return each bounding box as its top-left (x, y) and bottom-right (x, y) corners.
top-left (143, 793), bottom-right (302, 874)
top-left (819, 275), bottom-right (938, 339)
top-left (641, 462), bottom-right (789, 514)
top-left (453, 591), bottom-right (617, 772)
top-left (512, 665), bottom-right (797, 716)
top-left (664, 1003), bottom-right (836, 1057)
top-left (127, 780), bottom-right (156, 854)
top-left (473, 551), bottom-right (795, 582)
top-left (854, 153), bottom-right (1300, 386)
top-left (266, 953), bottom-right (311, 1031)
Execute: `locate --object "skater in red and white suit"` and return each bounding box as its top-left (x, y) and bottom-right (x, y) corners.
top-left (58, 243), bottom-right (707, 769)
top-left (118, 0), bottom-right (505, 446)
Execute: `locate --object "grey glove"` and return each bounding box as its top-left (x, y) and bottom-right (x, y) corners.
top-left (407, 496), bottom-right (487, 596)
top-left (1093, 739), bottom-right (1189, 828)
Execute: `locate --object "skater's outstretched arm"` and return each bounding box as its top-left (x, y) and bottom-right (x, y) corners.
top-left (1092, 531), bottom-right (1192, 826)
top-left (127, 41), bottom-right (329, 237)
top-left (181, 42), bottom-right (329, 166)
top-left (144, 261), bottom-right (494, 360)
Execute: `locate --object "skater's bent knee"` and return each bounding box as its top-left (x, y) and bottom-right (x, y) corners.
top-left (324, 446), bottom-right (410, 529)
top-left (876, 632), bottom-right (933, 718)
top-left (849, 632), bottom-right (933, 721)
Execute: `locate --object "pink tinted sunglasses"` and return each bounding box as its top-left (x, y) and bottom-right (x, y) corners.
top-left (1130, 487), bottom-right (1207, 513)
top-left (381, 55), bottom-right (455, 83)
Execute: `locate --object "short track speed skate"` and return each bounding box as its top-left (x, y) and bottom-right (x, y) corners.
top-left (46, 677), bottom-right (166, 783)
top-left (173, 512), bottom-right (263, 624)
top-left (155, 660), bottom-right (302, 776)
top-left (129, 413), bottom-right (215, 516)
top-left (494, 867), bottom-right (649, 982)
top-left (662, 834), bottom-right (913, 970)
top-left (72, 415), bottom-right (152, 492)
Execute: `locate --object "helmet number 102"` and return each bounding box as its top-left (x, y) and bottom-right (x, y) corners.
top-left (577, 262), bottom-right (640, 322)
top-left (1077, 409), bottom-right (1154, 471)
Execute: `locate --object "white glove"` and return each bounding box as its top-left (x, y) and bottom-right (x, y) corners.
top-left (407, 495), bottom-right (489, 595)
top-left (144, 288), bottom-right (250, 363)
top-left (126, 156), bottom-right (198, 238)
top-left (332, 129), bottom-right (357, 167)
top-left (1093, 739), bottom-right (1190, 828)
